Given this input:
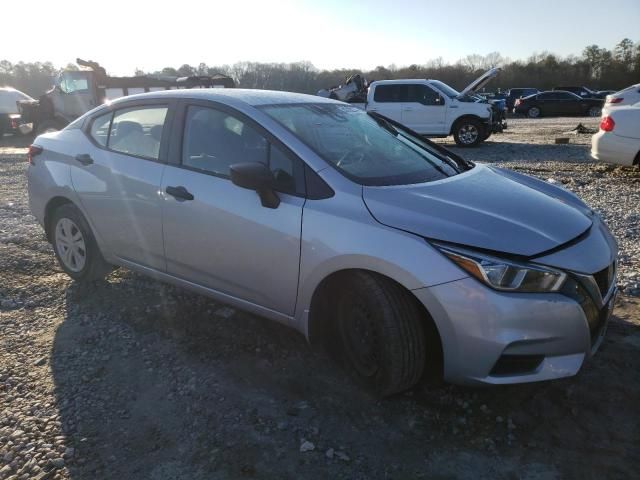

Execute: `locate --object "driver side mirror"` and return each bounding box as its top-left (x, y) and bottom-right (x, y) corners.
top-left (230, 162), bottom-right (280, 209)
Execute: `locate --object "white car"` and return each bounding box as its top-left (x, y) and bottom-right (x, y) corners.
top-left (591, 104), bottom-right (640, 166)
top-left (603, 83), bottom-right (640, 113)
top-left (0, 87), bottom-right (34, 137)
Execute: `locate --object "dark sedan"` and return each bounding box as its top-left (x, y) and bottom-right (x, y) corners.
top-left (514, 91), bottom-right (604, 118)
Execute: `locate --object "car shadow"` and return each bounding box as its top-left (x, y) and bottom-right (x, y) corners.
top-left (49, 271), bottom-right (640, 479)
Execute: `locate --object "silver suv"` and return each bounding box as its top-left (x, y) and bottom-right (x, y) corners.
top-left (27, 89), bottom-right (617, 396)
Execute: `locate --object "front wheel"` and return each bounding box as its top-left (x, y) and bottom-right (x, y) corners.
top-left (588, 106), bottom-right (602, 117)
top-left (332, 272), bottom-right (427, 396)
top-left (51, 204), bottom-right (112, 282)
top-left (453, 118), bottom-right (484, 147)
top-left (527, 106), bottom-right (541, 118)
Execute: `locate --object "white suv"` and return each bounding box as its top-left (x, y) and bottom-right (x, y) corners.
top-left (359, 68), bottom-right (504, 147)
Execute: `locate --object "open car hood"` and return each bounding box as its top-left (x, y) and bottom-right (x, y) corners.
top-left (457, 67), bottom-right (501, 98)
top-left (362, 164), bottom-right (593, 257)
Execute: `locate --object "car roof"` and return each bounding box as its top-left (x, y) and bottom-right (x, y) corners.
top-left (109, 88), bottom-right (337, 107)
top-left (370, 79), bottom-right (431, 85)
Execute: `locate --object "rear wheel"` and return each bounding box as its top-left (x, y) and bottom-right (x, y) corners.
top-left (453, 118), bottom-right (484, 147)
top-left (51, 204), bottom-right (112, 282)
top-left (527, 106), bottom-right (541, 118)
top-left (331, 272), bottom-right (427, 396)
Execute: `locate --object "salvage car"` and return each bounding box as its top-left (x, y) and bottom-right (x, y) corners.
top-left (591, 104), bottom-right (640, 166)
top-left (514, 91), bottom-right (603, 118)
top-left (28, 89), bottom-right (618, 396)
top-left (0, 87), bottom-right (33, 137)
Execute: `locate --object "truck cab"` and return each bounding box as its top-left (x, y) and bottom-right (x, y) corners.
top-left (18, 58), bottom-right (235, 135)
top-left (364, 68), bottom-right (504, 147)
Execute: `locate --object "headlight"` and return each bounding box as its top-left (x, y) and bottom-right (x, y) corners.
top-left (434, 244), bottom-right (566, 293)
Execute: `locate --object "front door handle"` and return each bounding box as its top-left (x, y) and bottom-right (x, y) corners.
top-left (165, 185), bottom-right (194, 201)
top-left (75, 153), bottom-right (93, 166)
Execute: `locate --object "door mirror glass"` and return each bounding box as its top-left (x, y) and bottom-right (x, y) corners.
top-left (230, 162), bottom-right (280, 208)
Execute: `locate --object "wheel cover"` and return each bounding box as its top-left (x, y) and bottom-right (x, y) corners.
top-left (529, 107), bottom-right (540, 118)
top-left (589, 107), bottom-right (601, 117)
top-left (55, 218), bottom-right (86, 272)
top-left (339, 298), bottom-right (380, 378)
top-left (458, 124), bottom-right (479, 144)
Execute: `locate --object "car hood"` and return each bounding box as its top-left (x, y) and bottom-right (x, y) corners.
top-left (457, 67), bottom-right (501, 98)
top-left (362, 164), bottom-right (593, 257)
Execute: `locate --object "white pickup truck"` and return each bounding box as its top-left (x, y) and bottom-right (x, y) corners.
top-left (345, 68), bottom-right (506, 147)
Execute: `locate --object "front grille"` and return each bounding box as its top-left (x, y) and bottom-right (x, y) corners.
top-left (593, 263), bottom-right (615, 298)
top-left (561, 278), bottom-right (611, 347)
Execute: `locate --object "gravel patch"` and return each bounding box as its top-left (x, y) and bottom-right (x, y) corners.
top-left (1, 122), bottom-right (639, 480)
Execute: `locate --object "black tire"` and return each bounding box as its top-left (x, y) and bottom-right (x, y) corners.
top-left (331, 271), bottom-right (426, 396)
top-left (36, 119), bottom-right (67, 135)
top-left (50, 204), bottom-right (112, 282)
top-left (587, 106), bottom-right (601, 117)
top-left (527, 106), bottom-right (541, 118)
top-left (453, 118), bottom-right (484, 147)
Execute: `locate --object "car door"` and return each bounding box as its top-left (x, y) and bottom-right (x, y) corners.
top-left (369, 84), bottom-right (405, 123)
top-left (71, 101), bottom-right (171, 270)
top-left (536, 93), bottom-right (558, 115)
top-left (56, 71), bottom-right (98, 119)
top-left (552, 92), bottom-right (579, 115)
top-left (401, 84), bottom-right (447, 134)
top-left (160, 101), bottom-right (305, 315)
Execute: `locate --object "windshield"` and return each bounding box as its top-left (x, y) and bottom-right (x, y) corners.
top-left (260, 103), bottom-right (471, 186)
top-left (429, 81), bottom-right (460, 99)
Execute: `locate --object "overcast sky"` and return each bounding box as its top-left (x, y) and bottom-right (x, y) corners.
top-left (5, 0), bottom-right (640, 75)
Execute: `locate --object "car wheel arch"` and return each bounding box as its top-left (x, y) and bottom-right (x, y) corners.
top-left (43, 196), bottom-right (74, 242)
top-left (449, 115), bottom-right (485, 136)
top-left (306, 268), bottom-right (444, 380)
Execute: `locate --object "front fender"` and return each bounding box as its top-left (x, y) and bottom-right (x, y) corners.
top-left (293, 190), bottom-right (468, 337)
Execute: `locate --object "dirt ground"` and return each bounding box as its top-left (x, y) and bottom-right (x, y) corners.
top-left (1, 117), bottom-right (639, 480)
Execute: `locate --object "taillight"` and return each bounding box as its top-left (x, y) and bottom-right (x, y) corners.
top-left (606, 97), bottom-right (623, 104)
top-left (27, 145), bottom-right (43, 165)
top-left (599, 116), bottom-right (615, 132)
top-left (10, 118), bottom-right (19, 129)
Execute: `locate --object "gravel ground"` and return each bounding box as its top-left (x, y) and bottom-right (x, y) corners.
top-left (1, 117), bottom-right (639, 480)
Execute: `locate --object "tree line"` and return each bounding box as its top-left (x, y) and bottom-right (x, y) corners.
top-left (2, 39), bottom-right (638, 98)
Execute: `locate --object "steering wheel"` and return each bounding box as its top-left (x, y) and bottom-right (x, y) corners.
top-left (336, 148), bottom-right (367, 168)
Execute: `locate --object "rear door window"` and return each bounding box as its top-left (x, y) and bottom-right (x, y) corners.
top-left (108, 106), bottom-right (168, 160)
top-left (373, 85), bottom-right (407, 103)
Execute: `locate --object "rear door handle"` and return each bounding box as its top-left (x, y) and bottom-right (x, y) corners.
top-left (75, 154), bottom-right (93, 166)
top-left (165, 185), bottom-right (194, 201)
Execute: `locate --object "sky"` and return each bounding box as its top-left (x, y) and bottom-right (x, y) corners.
top-left (4, 0), bottom-right (640, 75)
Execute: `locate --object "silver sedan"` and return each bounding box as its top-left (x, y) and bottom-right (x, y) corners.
top-left (27, 89), bottom-right (617, 396)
